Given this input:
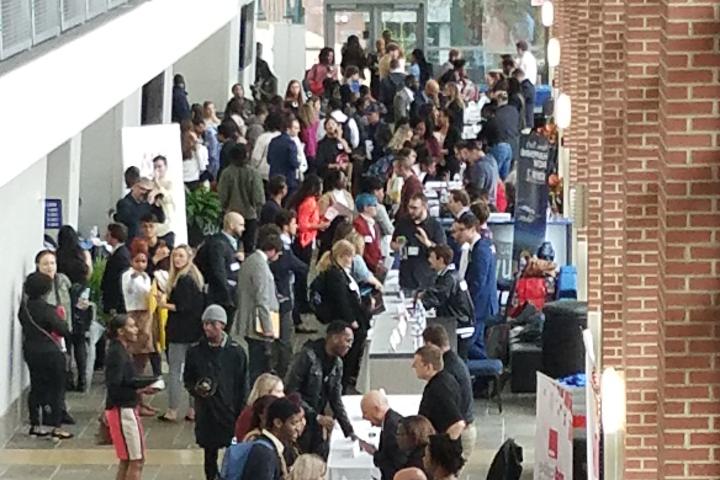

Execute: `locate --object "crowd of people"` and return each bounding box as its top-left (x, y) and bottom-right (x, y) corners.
top-left (19, 31), bottom-right (541, 480)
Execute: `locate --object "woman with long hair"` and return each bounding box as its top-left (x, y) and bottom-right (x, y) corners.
top-left (234, 373), bottom-right (284, 440)
top-left (423, 434), bottom-right (466, 480)
top-left (388, 124), bottom-right (414, 153)
top-left (202, 101), bottom-right (221, 128)
top-left (284, 80), bottom-right (305, 114)
top-left (298, 102), bottom-right (320, 173)
top-left (340, 34), bottom-right (367, 78)
top-left (410, 49), bottom-right (433, 87)
top-left (397, 415), bottom-right (436, 473)
top-left (443, 82), bottom-right (465, 134)
top-left (105, 315), bottom-right (159, 480)
top-left (19, 272), bottom-right (72, 439)
top-left (156, 245), bottom-right (205, 422)
top-left (306, 47), bottom-right (338, 96)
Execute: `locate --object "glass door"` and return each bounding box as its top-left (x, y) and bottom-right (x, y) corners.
top-left (379, 9), bottom-right (419, 54)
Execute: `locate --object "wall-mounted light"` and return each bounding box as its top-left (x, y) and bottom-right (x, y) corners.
top-left (547, 37), bottom-right (561, 67)
top-left (555, 93), bottom-right (572, 129)
top-left (541, 1), bottom-right (554, 27)
top-left (601, 367), bottom-right (626, 434)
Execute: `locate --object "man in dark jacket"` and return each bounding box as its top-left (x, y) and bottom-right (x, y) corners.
top-left (380, 59), bottom-right (407, 123)
top-left (267, 115), bottom-right (301, 195)
top-left (419, 245), bottom-right (475, 360)
top-left (513, 68), bottom-right (536, 130)
top-left (172, 74), bottom-right (191, 124)
top-left (194, 212), bottom-right (245, 331)
top-left (114, 178), bottom-right (166, 241)
top-left (184, 305), bottom-right (248, 480)
top-left (285, 321), bottom-right (356, 458)
top-left (360, 390), bottom-right (406, 480)
top-left (101, 223), bottom-right (131, 314)
top-left (483, 91), bottom-right (520, 180)
top-left (453, 214), bottom-right (499, 360)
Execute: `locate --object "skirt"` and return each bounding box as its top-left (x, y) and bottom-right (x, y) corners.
top-left (105, 407), bottom-right (145, 461)
top-left (127, 310), bottom-right (155, 355)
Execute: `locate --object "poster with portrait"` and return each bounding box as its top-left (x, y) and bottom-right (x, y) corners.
top-left (121, 124), bottom-right (187, 245)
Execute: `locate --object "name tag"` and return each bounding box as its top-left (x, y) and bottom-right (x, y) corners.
top-left (364, 235), bottom-right (373, 243)
top-left (230, 262), bottom-right (240, 272)
top-left (408, 246), bottom-right (420, 257)
top-left (459, 280), bottom-right (468, 292)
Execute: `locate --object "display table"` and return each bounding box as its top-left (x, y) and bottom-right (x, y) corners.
top-left (327, 394), bottom-right (422, 480)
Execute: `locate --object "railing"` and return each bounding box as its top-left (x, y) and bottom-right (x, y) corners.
top-left (0, 0), bottom-right (129, 61)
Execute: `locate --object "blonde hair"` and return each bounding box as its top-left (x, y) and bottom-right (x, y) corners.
top-left (316, 239), bottom-right (355, 273)
top-left (247, 373), bottom-right (283, 406)
top-left (167, 245), bottom-right (204, 296)
top-left (288, 454), bottom-right (327, 480)
top-left (445, 82), bottom-right (465, 109)
top-left (347, 231), bottom-right (365, 256)
top-left (297, 103), bottom-right (317, 129)
top-left (388, 124), bottom-right (413, 152)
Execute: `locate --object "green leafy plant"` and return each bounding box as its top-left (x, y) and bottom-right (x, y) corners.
top-left (185, 186), bottom-right (222, 237)
top-left (88, 256), bottom-right (107, 305)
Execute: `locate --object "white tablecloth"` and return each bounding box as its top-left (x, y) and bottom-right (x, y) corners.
top-left (327, 395), bottom-right (422, 480)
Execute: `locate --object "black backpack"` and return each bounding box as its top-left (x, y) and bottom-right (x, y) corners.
top-left (308, 271), bottom-right (330, 323)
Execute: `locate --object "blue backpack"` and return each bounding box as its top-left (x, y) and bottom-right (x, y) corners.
top-left (219, 438), bottom-right (274, 480)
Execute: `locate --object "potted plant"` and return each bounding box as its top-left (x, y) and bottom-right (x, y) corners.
top-left (185, 186), bottom-right (222, 247)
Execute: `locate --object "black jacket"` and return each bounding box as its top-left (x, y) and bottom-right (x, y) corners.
top-left (184, 335), bottom-right (248, 448)
top-left (284, 339), bottom-right (353, 437)
top-left (315, 265), bottom-right (370, 327)
top-left (241, 434), bottom-right (283, 480)
top-left (374, 409), bottom-right (406, 480)
top-left (195, 233), bottom-right (239, 308)
top-left (114, 194), bottom-right (166, 241)
top-left (485, 104), bottom-right (520, 146)
top-left (19, 298), bottom-right (69, 356)
top-left (166, 275), bottom-right (205, 344)
top-left (172, 86), bottom-right (191, 124)
top-left (101, 245), bottom-right (131, 314)
top-left (270, 244), bottom-right (308, 315)
top-left (105, 339), bottom-right (142, 409)
top-left (380, 72), bottom-right (407, 120)
top-left (421, 266), bottom-right (474, 329)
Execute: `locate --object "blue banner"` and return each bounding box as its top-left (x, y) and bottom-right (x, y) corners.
top-left (44, 199), bottom-right (62, 229)
top-left (512, 133), bottom-right (551, 266)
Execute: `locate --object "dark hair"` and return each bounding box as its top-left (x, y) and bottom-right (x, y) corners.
top-left (361, 175), bottom-right (385, 193)
top-left (502, 57), bottom-right (516, 73)
top-left (34, 249), bottom-right (55, 265)
top-left (449, 189), bottom-right (470, 206)
top-left (24, 272), bottom-right (53, 299)
top-left (428, 244), bottom-right (453, 266)
top-left (108, 314), bottom-right (130, 340)
top-left (409, 192), bottom-right (428, 205)
top-left (344, 65), bottom-right (360, 78)
top-left (56, 225), bottom-right (87, 280)
top-left (516, 40), bottom-right (529, 52)
top-left (191, 104), bottom-right (204, 123)
top-left (422, 324), bottom-right (450, 349)
top-left (173, 73), bottom-right (185, 86)
top-left (324, 169), bottom-right (345, 192)
top-left (328, 97), bottom-right (343, 112)
top-left (124, 166), bottom-right (140, 188)
top-left (274, 209), bottom-right (296, 229)
top-left (455, 213), bottom-right (480, 229)
top-left (152, 155), bottom-right (167, 166)
top-left (268, 175), bottom-right (288, 196)
top-left (283, 113), bottom-right (298, 131)
top-left (258, 224), bottom-right (283, 247)
top-left (218, 119), bottom-right (240, 140)
top-left (228, 144), bottom-right (249, 166)
top-left (287, 174), bottom-right (323, 209)
top-left (192, 116), bottom-right (206, 128)
top-left (258, 234), bottom-right (283, 254)
top-left (399, 415), bottom-right (436, 449)
top-left (319, 47), bottom-right (335, 65)
top-left (266, 397), bottom-right (302, 429)
top-left (226, 98), bottom-right (245, 116)
top-left (427, 434), bottom-right (465, 475)
top-left (327, 320), bottom-right (351, 337)
top-left (389, 58), bottom-right (400, 70)
top-left (508, 77), bottom-right (522, 98)
top-left (265, 111), bottom-right (284, 132)
top-left (140, 213), bottom-right (159, 225)
top-left (107, 223), bottom-right (128, 243)
top-left (457, 140), bottom-right (480, 151)
top-left (470, 202), bottom-right (491, 224)
top-left (249, 395), bottom-right (278, 432)
top-left (255, 103), bottom-right (269, 116)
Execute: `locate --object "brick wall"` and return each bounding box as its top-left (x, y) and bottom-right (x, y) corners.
top-left (552, 0), bottom-right (720, 478)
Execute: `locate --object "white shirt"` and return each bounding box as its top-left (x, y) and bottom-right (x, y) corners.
top-left (292, 136), bottom-right (308, 175)
top-left (518, 51), bottom-right (537, 85)
top-left (182, 144), bottom-right (209, 182)
top-left (458, 233), bottom-right (481, 279)
top-left (121, 269), bottom-right (151, 312)
top-left (330, 110), bottom-right (360, 149)
top-left (331, 189), bottom-right (352, 209)
top-left (250, 131), bottom-right (281, 181)
top-left (360, 213), bottom-right (376, 238)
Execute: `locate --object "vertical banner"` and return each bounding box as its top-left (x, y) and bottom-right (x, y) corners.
top-left (121, 124), bottom-right (187, 245)
top-left (535, 373), bottom-right (574, 480)
top-left (513, 132), bottom-right (551, 265)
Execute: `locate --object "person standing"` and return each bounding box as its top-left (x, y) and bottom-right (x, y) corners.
top-left (391, 193), bottom-right (447, 293)
top-left (411, 345), bottom-right (466, 440)
top-left (353, 193), bottom-right (384, 276)
top-left (237, 235), bottom-right (283, 384)
top-left (115, 178), bottom-right (166, 241)
top-left (360, 391), bottom-right (406, 480)
top-left (19, 272), bottom-right (72, 439)
top-left (194, 212), bottom-right (245, 331)
top-left (260, 175), bottom-right (288, 226)
top-left (156, 246), bottom-right (205, 422)
top-left (184, 305), bottom-right (248, 480)
top-left (218, 144), bottom-right (265, 253)
top-left (482, 91), bottom-right (519, 180)
top-left (172, 74), bottom-right (191, 124)
top-left (515, 40), bottom-right (537, 85)
top-left (101, 223), bottom-right (131, 314)
top-left (267, 114), bottom-right (302, 196)
top-left (285, 321), bottom-right (356, 457)
top-left (458, 141), bottom-right (499, 209)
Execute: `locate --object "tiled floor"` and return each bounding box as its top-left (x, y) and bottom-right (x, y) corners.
top-left (0, 323), bottom-right (537, 479)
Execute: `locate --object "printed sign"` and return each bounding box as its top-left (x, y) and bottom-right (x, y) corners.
top-left (535, 373), bottom-right (574, 480)
top-left (44, 199), bottom-right (62, 229)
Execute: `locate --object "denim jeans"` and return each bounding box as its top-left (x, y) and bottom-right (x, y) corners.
top-left (167, 343), bottom-right (192, 410)
top-left (490, 142), bottom-right (513, 180)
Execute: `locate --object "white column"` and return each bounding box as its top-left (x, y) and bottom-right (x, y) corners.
top-left (45, 134), bottom-right (82, 230)
top-left (162, 66), bottom-right (174, 124)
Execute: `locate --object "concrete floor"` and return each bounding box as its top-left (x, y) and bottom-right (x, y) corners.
top-left (0, 322), bottom-right (537, 479)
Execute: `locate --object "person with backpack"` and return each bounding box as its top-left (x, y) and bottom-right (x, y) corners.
top-left (184, 305), bottom-right (248, 480)
top-left (380, 59), bottom-right (407, 123)
top-left (239, 397), bottom-right (305, 479)
top-left (417, 245), bottom-right (475, 360)
top-left (284, 321), bottom-right (356, 458)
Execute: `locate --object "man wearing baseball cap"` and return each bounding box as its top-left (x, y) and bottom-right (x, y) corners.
top-left (184, 305), bottom-right (248, 480)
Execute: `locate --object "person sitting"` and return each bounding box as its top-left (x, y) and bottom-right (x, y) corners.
top-left (423, 434), bottom-right (465, 480)
top-left (241, 397), bottom-right (305, 479)
top-left (396, 415), bottom-right (436, 473)
top-left (284, 321), bottom-right (356, 458)
top-left (234, 373), bottom-right (284, 441)
top-left (360, 390), bottom-right (406, 480)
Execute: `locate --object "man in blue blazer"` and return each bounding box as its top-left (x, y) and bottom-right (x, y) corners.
top-left (453, 213), bottom-right (498, 359)
top-left (267, 115), bottom-right (301, 195)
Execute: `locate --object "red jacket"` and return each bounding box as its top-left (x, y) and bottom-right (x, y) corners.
top-left (353, 215), bottom-right (383, 273)
top-left (297, 196), bottom-right (320, 248)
